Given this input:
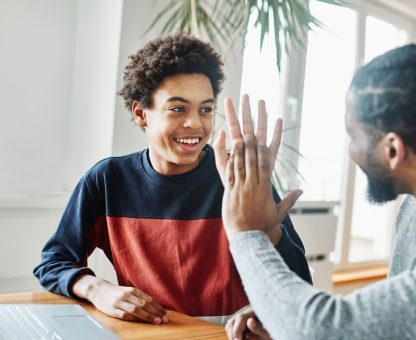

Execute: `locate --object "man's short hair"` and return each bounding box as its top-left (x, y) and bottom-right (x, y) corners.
top-left (349, 44), bottom-right (416, 151)
top-left (118, 32), bottom-right (225, 111)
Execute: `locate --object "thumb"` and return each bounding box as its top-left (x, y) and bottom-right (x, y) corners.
top-left (275, 189), bottom-right (303, 222)
top-left (247, 318), bottom-right (270, 339)
top-left (213, 129), bottom-right (228, 185)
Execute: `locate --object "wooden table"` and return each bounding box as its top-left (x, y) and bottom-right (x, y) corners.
top-left (0, 291), bottom-right (227, 339)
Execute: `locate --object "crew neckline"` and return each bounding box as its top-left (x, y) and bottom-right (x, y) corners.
top-left (140, 144), bottom-right (213, 185)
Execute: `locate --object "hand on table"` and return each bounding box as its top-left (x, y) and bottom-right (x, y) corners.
top-left (72, 275), bottom-right (168, 324)
top-left (226, 307), bottom-right (271, 340)
top-left (213, 95), bottom-right (302, 241)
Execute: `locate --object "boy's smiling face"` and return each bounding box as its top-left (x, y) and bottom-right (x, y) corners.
top-left (132, 73), bottom-right (215, 175)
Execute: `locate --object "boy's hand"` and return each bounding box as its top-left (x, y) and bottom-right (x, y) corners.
top-left (214, 95), bottom-right (302, 241)
top-left (72, 275), bottom-right (168, 324)
top-left (226, 307), bottom-right (271, 340)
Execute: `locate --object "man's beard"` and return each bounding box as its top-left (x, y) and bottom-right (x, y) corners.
top-left (364, 149), bottom-right (397, 204)
top-left (366, 175), bottom-right (397, 204)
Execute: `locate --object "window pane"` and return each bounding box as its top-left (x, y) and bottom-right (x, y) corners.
top-left (240, 13), bottom-right (282, 125)
top-left (297, 2), bottom-right (356, 201)
top-left (348, 16), bottom-right (408, 262)
top-left (365, 16), bottom-right (408, 63)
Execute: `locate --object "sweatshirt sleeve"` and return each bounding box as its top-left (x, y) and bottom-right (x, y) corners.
top-left (33, 173), bottom-right (104, 298)
top-left (230, 231), bottom-right (416, 340)
top-left (272, 188), bottom-right (312, 284)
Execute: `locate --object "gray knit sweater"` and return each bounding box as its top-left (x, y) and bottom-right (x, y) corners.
top-left (230, 195), bottom-right (416, 339)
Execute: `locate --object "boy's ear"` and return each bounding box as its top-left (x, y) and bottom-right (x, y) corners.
top-left (132, 101), bottom-right (147, 128)
top-left (383, 132), bottom-right (405, 170)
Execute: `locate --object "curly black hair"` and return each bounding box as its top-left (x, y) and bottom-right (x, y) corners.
top-left (349, 44), bottom-right (416, 152)
top-left (118, 32), bottom-right (225, 112)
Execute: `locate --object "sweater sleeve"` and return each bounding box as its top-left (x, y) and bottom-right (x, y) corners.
top-left (230, 231), bottom-right (416, 340)
top-left (33, 174), bottom-right (104, 298)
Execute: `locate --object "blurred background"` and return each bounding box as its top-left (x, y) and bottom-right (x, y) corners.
top-left (1, 0), bottom-right (415, 295)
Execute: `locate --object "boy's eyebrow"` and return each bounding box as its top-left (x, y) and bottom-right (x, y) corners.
top-left (166, 96), bottom-right (215, 105)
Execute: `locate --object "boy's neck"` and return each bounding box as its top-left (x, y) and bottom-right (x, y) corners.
top-left (148, 148), bottom-right (207, 176)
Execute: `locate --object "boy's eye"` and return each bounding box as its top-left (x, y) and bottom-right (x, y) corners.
top-left (200, 107), bottom-right (213, 114)
top-left (170, 106), bottom-right (185, 113)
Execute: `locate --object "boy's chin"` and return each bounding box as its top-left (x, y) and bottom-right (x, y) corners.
top-left (171, 153), bottom-right (203, 169)
top-left (174, 156), bottom-right (200, 166)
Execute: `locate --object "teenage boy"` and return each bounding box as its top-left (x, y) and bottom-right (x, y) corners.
top-left (34, 33), bottom-right (311, 325)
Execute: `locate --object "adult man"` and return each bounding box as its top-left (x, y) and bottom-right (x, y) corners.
top-left (215, 44), bottom-right (416, 339)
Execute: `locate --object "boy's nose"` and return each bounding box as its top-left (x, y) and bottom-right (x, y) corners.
top-left (183, 111), bottom-right (203, 129)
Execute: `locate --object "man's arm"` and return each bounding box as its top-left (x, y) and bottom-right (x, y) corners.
top-left (231, 230), bottom-right (416, 339)
top-left (216, 95), bottom-right (416, 339)
top-left (213, 96), bottom-right (311, 284)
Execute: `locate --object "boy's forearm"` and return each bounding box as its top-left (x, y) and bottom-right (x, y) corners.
top-left (274, 224), bottom-right (312, 283)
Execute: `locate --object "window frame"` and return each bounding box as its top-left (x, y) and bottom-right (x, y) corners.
top-left (280, 0), bottom-right (416, 270)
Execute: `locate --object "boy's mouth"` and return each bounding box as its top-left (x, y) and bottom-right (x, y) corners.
top-left (174, 136), bottom-right (203, 153)
top-left (174, 137), bottom-right (201, 145)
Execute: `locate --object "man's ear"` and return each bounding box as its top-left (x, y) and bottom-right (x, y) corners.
top-left (132, 101), bottom-right (147, 128)
top-left (383, 132), bottom-right (406, 170)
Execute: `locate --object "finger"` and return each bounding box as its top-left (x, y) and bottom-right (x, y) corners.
top-left (112, 307), bottom-right (139, 321)
top-left (241, 94), bottom-right (255, 140)
top-left (247, 318), bottom-right (270, 339)
top-left (240, 95), bottom-right (257, 181)
top-left (224, 97), bottom-right (243, 147)
top-left (232, 315), bottom-right (249, 340)
top-left (117, 301), bottom-right (163, 324)
top-left (234, 140), bottom-right (245, 184)
top-left (225, 318), bottom-right (235, 339)
top-left (213, 129), bottom-right (228, 184)
top-left (256, 100), bottom-right (267, 146)
top-left (244, 129), bottom-right (258, 183)
top-left (257, 142), bottom-right (271, 184)
top-left (269, 118), bottom-right (283, 170)
top-left (275, 189), bottom-right (303, 223)
top-left (126, 294), bottom-right (167, 321)
top-left (225, 148), bottom-right (235, 189)
top-left (131, 290), bottom-right (167, 317)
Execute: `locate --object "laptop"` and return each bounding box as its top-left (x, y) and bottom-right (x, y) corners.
top-left (0, 304), bottom-right (119, 340)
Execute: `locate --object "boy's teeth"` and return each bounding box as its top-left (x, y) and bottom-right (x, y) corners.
top-left (176, 138), bottom-right (199, 144)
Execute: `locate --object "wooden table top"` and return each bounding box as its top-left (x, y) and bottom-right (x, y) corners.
top-left (0, 291), bottom-right (227, 339)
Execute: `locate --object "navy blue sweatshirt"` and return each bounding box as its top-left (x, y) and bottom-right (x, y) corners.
top-left (34, 145), bottom-right (311, 317)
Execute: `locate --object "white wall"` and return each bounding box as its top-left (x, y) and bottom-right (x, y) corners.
top-left (0, 0), bottom-right (124, 292)
top-left (0, 0), bottom-right (77, 196)
top-left (65, 0), bottom-right (123, 189)
top-left (0, 0), bottom-right (124, 196)
top-left (111, 0), bottom-right (160, 156)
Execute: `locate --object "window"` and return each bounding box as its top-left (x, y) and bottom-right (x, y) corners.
top-left (297, 2), bottom-right (356, 202)
top-left (347, 13), bottom-right (409, 264)
top-left (240, 0), bottom-right (416, 269)
top-left (240, 10), bottom-right (283, 139)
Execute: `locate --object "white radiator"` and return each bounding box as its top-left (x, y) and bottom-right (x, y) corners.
top-left (289, 201), bottom-right (339, 292)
